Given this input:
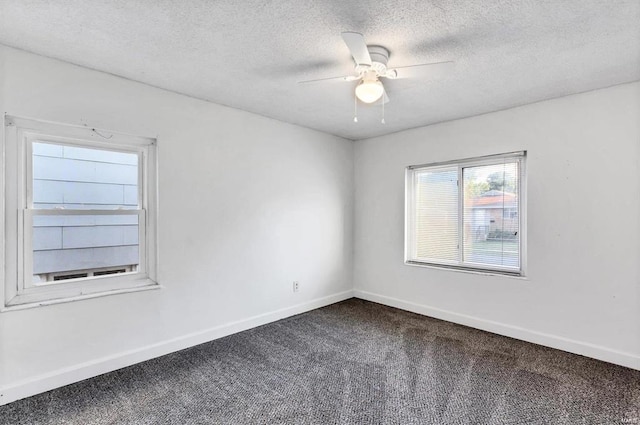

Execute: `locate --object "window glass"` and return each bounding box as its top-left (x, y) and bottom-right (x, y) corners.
top-left (413, 167), bottom-right (458, 262)
top-left (32, 214), bottom-right (139, 284)
top-left (462, 162), bottom-right (519, 269)
top-left (32, 142), bottom-right (138, 209)
top-left (31, 141), bottom-right (141, 284)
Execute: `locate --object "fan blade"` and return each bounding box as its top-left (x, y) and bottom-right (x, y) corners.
top-left (341, 32), bottom-right (372, 66)
top-left (392, 60), bottom-right (454, 70)
top-left (389, 61), bottom-right (454, 78)
top-left (298, 75), bottom-right (358, 84)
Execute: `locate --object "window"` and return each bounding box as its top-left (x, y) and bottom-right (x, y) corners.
top-left (405, 152), bottom-right (526, 276)
top-left (2, 116), bottom-right (158, 309)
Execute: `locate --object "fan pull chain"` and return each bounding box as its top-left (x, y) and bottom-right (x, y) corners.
top-left (353, 96), bottom-right (358, 123)
top-left (381, 95), bottom-right (385, 124)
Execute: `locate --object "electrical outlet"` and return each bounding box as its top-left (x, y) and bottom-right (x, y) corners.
top-left (293, 281), bottom-right (299, 292)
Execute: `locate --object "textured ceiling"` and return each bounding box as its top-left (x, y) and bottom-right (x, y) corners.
top-left (0, 0), bottom-right (639, 140)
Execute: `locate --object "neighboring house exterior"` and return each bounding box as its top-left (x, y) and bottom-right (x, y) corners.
top-left (32, 142), bottom-right (139, 282)
top-left (467, 189), bottom-right (518, 241)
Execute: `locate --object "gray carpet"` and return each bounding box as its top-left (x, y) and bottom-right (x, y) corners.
top-left (1, 299), bottom-right (639, 424)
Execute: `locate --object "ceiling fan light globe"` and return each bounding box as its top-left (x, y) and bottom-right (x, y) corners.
top-left (355, 80), bottom-right (384, 103)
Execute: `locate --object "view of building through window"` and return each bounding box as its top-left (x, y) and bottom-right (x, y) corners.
top-left (462, 162), bottom-right (519, 268)
top-left (32, 142), bottom-right (140, 284)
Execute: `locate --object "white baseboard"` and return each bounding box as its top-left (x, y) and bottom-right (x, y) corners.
top-left (0, 290), bottom-right (354, 406)
top-left (354, 289), bottom-right (640, 371)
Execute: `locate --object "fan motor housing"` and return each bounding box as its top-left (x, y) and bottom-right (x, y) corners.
top-left (355, 45), bottom-right (390, 75)
top-left (368, 45), bottom-right (389, 74)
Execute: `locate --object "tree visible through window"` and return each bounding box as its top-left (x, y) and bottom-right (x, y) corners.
top-left (406, 152), bottom-right (525, 275)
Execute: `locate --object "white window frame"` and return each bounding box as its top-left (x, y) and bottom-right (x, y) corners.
top-left (2, 115), bottom-right (159, 310)
top-left (405, 151), bottom-right (527, 277)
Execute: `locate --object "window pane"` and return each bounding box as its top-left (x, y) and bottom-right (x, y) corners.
top-left (462, 162), bottom-right (519, 269)
top-left (414, 167), bottom-right (458, 262)
top-left (32, 142), bottom-right (138, 209)
top-left (32, 214), bottom-right (139, 284)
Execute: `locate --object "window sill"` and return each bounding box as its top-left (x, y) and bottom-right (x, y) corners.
top-left (405, 260), bottom-right (528, 280)
top-left (1, 280), bottom-right (161, 312)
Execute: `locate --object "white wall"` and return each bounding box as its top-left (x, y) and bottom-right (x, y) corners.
top-left (0, 45), bottom-right (354, 403)
top-left (354, 81), bottom-right (640, 369)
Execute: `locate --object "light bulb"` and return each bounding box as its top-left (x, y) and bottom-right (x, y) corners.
top-left (355, 80), bottom-right (384, 103)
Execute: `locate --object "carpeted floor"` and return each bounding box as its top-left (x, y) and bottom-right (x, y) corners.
top-left (1, 299), bottom-right (639, 424)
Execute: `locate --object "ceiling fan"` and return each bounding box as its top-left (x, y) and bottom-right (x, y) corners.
top-left (299, 32), bottom-right (454, 106)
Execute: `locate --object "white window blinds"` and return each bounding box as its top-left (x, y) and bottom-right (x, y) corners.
top-left (412, 166), bottom-right (458, 263)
